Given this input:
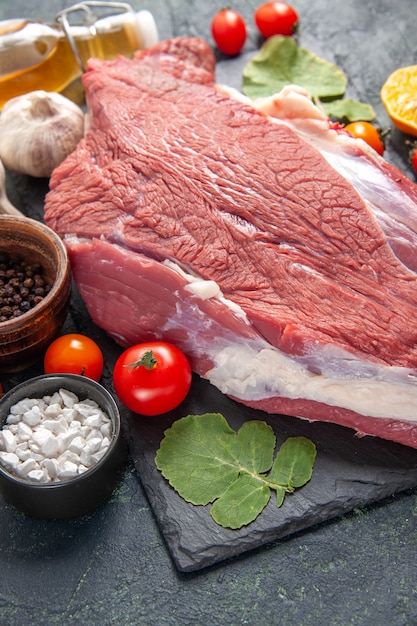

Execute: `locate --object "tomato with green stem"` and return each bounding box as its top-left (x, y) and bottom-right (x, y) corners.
top-left (254, 2), bottom-right (299, 38)
top-left (113, 341), bottom-right (192, 416)
top-left (44, 333), bottom-right (104, 381)
top-left (211, 9), bottom-right (247, 56)
top-left (344, 121), bottom-right (385, 156)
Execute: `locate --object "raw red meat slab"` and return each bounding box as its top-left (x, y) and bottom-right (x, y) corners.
top-left (44, 37), bottom-right (417, 449)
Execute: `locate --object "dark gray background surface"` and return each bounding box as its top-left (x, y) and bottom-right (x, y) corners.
top-left (1, 1), bottom-right (417, 624)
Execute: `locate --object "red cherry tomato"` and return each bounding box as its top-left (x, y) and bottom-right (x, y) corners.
top-left (344, 121), bottom-right (385, 156)
top-left (44, 333), bottom-right (104, 381)
top-left (211, 9), bottom-right (247, 56)
top-left (254, 2), bottom-right (299, 38)
top-left (113, 342), bottom-right (192, 416)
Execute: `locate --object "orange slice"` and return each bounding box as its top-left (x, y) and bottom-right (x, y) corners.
top-left (380, 65), bottom-right (417, 137)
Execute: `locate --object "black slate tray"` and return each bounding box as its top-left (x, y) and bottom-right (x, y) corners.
top-left (125, 374), bottom-right (417, 572)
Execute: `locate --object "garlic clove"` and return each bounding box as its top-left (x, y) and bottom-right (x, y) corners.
top-left (0, 90), bottom-right (85, 178)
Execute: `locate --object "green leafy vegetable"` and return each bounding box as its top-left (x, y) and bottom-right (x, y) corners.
top-left (155, 413), bottom-right (317, 529)
top-left (241, 36), bottom-right (374, 124)
top-left (320, 98), bottom-right (375, 123)
top-left (211, 473), bottom-right (270, 529)
top-left (242, 36), bottom-right (346, 100)
top-left (268, 436), bottom-right (317, 493)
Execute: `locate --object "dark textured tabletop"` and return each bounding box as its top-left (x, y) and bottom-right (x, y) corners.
top-left (1, 1), bottom-right (416, 624)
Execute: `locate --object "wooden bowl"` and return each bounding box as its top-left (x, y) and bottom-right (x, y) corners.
top-left (0, 215), bottom-right (72, 373)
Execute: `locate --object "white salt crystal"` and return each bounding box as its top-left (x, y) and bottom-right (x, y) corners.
top-left (82, 399), bottom-right (100, 408)
top-left (58, 428), bottom-right (80, 449)
top-left (80, 448), bottom-right (92, 467)
top-left (31, 452), bottom-right (44, 462)
top-left (22, 406), bottom-right (42, 427)
top-left (0, 429), bottom-right (16, 453)
top-left (68, 436), bottom-right (85, 456)
top-left (27, 469), bottom-right (47, 482)
top-left (42, 458), bottom-right (58, 480)
top-left (79, 426), bottom-right (90, 439)
top-left (5, 413), bottom-right (21, 425)
top-left (9, 398), bottom-right (39, 414)
top-left (84, 414), bottom-right (102, 429)
top-left (58, 450), bottom-right (80, 464)
top-left (101, 422), bottom-right (112, 438)
top-left (47, 392), bottom-right (62, 405)
top-left (75, 402), bottom-right (100, 418)
top-left (57, 460), bottom-right (78, 480)
top-left (41, 434), bottom-right (60, 458)
top-left (59, 388), bottom-right (78, 408)
top-left (86, 437), bottom-right (102, 455)
top-left (42, 418), bottom-right (67, 434)
top-left (44, 403), bottom-right (63, 418)
top-left (0, 451), bottom-right (19, 470)
top-left (62, 408), bottom-right (76, 423)
top-left (31, 429), bottom-right (50, 448)
top-left (15, 443), bottom-right (30, 461)
top-left (101, 437), bottom-right (111, 450)
top-left (86, 428), bottom-right (100, 441)
top-left (17, 422), bottom-right (32, 441)
top-left (15, 458), bottom-right (37, 478)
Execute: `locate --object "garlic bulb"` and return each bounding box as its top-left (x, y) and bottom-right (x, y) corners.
top-left (0, 90), bottom-right (85, 178)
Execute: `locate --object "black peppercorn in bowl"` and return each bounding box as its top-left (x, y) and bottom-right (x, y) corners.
top-left (0, 374), bottom-right (127, 519)
top-left (0, 215), bottom-right (72, 373)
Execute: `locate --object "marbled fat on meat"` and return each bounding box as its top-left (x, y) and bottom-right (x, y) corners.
top-left (44, 37), bottom-right (417, 448)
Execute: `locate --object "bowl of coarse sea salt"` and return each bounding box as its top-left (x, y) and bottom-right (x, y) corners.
top-left (0, 374), bottom-right (127, 519)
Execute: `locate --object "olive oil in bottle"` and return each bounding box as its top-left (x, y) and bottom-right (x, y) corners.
top-left (0, 3), bottom-right (158, 109)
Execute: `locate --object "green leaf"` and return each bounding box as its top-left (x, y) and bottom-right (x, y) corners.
top-left (155, 413), bottom-right (240, 505)
top-left (320, 98), bottom-right (376, 123)
top-left (210, 474), bottom-right (271, 529)
top-left (242, 36), bottom-right (347, 100)
top-left (268, 437), bottom-right (317, 493)
top-left (231, 419), bottom-right (276, 474)
top-left (155, 413), bottom-right (276, 506)
top-left (155, 414), bottom-right (317, 529)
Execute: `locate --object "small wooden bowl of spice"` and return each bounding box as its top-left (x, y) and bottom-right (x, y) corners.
top-left (0, 215), bottom-right (72, 373)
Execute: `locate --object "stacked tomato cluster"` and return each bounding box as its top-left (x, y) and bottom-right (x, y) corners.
top-left (211, 2), bottom-right (298, 56)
